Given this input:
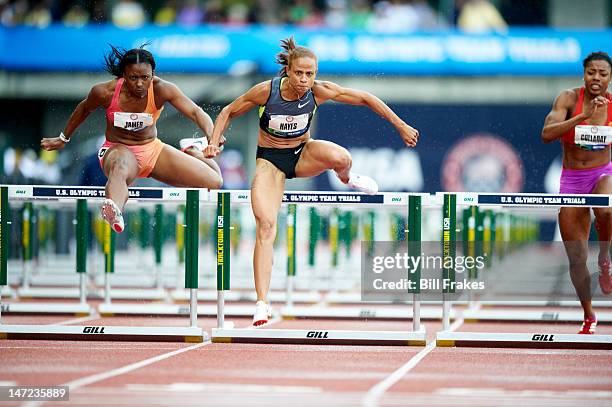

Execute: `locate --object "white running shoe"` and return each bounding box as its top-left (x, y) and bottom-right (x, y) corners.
top-left (348, 173), bottom-right (379, 195)
top-left (100, 198), bottom-right (125, 233)
top-left (180, 136), bottom-right (208, 152)
top-left (253, 300), bottom-right (272, 326)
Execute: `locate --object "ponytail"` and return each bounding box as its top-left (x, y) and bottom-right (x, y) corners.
top-left (275, 36), bottom-right (316, 77)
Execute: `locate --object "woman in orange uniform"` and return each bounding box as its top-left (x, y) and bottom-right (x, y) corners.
top-left (41, 45), bottom-right (222, 232)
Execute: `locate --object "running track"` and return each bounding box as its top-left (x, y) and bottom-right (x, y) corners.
top-left (1, 313), bottom-right (611, 407)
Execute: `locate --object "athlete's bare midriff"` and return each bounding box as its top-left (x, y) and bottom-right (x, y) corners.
top-left (562, 144), bottom-right (611, 169)
top-left (103, 79), bottom-right (161, 146)
top-left (257, 129), bottom-right (310, 148)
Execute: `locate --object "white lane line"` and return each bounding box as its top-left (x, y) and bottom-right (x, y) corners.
top-left (361, 317), bottom-right (465, 407)
top-left (126, 382), bottom-right (323, 394)
top-left (23, 340), bottom-right (211, 407)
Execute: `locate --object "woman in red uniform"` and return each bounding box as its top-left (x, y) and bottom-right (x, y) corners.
top-left (41, 45), bottom-right (222, 232)
top-left (541, 51), bottom-right (612, 334)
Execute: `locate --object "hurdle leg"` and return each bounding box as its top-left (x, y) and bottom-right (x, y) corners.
top-left (185, 190), bottom-right (200, 328)
top-left (467, 206), bottom-right (477, 307)
top-left (285, 204), bottom-right (297, 309)
top-left (76, 199), bottom-right (88, 305)
top-left (175, 205), bottom-right (185, 291)
top-left (22, 262), bottom-right (31, 290)
top-left (413, 293), bottom-right (421, 331)
top-left (190, 287), bottom-right (197, 328)
top-left (442, 193), bottom-right (457, 331)
top-left (328, 209), bottom-right (339, 294)
top-left (307, 208), bottom-right (319, 293)
top-left (217, 290), bottom-right (225, 328)
top-left (408, 195), bottom-right (422, 332)
top-left (216, 192), bottom-right (230, 329)
top-left (20, 202), bottom-right (34, 291)
top-left (154, 204), bottom-right (164, 289)
top-left (103, 221), bottom-right (115, 304)
top-left (1, 186), bottom-right (8, 324)
top-left (442, 295), bottom-right (451, 330)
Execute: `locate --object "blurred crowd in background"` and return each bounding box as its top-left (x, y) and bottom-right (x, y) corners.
top-left (0, 135), bottom-right (61, 185)
top-left (0, 0), bottom-right (546, 33)
top-left (0, 0), bottom-right (601, 189)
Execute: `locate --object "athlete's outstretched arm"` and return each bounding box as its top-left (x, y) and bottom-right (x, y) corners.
top-left (160, 80), bottom-right (214, 138)
top-left (205, 81), bottom-right (270, 158)
top-left (41, 84), bottom-right (106, 151)
top-left (313, 81), bottom-right (419, 147)
top-left (541, 89), bottom-right (608, 143)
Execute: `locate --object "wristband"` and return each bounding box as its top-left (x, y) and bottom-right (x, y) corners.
top-left (59, 132), bottom-right (70, 143)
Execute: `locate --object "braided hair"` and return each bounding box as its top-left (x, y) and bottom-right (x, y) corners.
top-left (104, 43), bottom-right (156, 78)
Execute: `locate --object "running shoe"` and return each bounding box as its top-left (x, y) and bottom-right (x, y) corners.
top-left (348, 173), bottom-right (379, 195)
top-left (253, 300), bottom-right (272, 327)
top-left (180, 136), bottom-right (208, 152)
top-left (598, 257), bottom-right (612, 295)
top-left (100, 198), bottom-right (125, 233)
top-left (578, 315), bottom-right (597, 334)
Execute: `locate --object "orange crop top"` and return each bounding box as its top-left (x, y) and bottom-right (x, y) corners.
top-left (105, 78), bottom-right (163, 132)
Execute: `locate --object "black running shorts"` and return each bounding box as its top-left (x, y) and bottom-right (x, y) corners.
top-left (256, 142), bottom-right (307, 179)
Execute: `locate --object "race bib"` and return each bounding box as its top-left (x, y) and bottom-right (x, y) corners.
top-left (113, 112), bottom-right (154, 132)
top-left (268, 113), bottom-right (309, 136)
top-left (574, 125), bottom-right (612, 150)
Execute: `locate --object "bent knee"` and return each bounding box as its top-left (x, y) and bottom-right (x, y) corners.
top-left (207, 173), bottom-right (223, 190)
top-left (567, 253), bottom-right (589, 267)
top-left (255, 218), bottom-right (277, 240)
top-left (331, 151), bottom-right (351, 169)
top-left (106, 157), bottom-right (134, 178)
top-left (191, 173), bottom-right (222, 189)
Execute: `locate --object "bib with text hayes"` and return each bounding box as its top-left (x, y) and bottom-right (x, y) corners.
top-left (267, 113), bottom-right (310, 137)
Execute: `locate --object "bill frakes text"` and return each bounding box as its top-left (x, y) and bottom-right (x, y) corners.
top-left (372, 278), bottom-right (485, 291)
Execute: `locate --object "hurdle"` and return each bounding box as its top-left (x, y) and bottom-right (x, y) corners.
top-left (281, 192), bottom-right (449, 321)
top-left (3, 187), bottom-right (92, 314)
top-left (437, 331), bottom-right (612, 349)
top-left (212, 190), bottom-right (427, 346)
top-left (436, 192), bottom-right (612, 349)
top-left (14, 195), bottom-right (167, 301)
top-left (0, 185), bottom-right (206, 342)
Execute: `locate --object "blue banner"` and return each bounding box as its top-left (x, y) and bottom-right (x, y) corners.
top-left (0, 24), bottom-right (610, 75)
top-left (312, 103), bottom-right (559, 194)
top-left (477, 194), bottom-right (609, 207)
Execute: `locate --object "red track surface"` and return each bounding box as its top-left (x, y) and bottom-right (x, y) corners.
top-left (1, 311), bottom-right (611, 406)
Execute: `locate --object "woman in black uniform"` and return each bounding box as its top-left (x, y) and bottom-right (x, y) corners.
top-left (205, 37), bottom-right (419, 325)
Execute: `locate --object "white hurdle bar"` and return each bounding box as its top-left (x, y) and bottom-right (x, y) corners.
top-left (461, 309), bottom-right (612, 323)
top-left (211, 190), bottom-right (428, 346)
top-left (0, 324), bottom-right (204, 343)
top-left (437, 332), bottom-right (612, 350)
top-left (0, 185), bottom-right (207, 342)
top-left (436, 192), bottom-right (612, 349)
